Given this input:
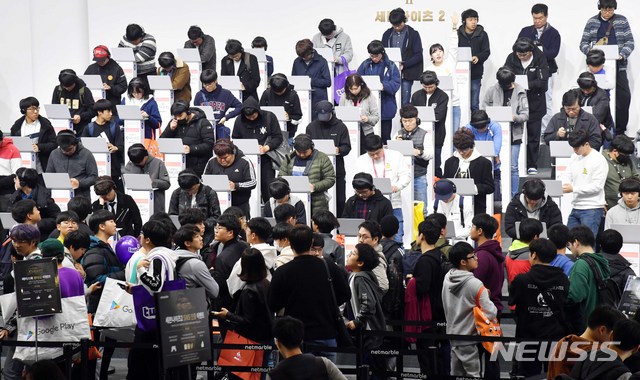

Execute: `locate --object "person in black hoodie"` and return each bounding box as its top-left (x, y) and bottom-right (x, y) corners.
top-left (160, 100), bottom-right (214, 176)
top-left (51, 69), bottom-right (95, 135)
top-left (82, 99), bottom-right (125, 191)
top-left (571, 319), bottom-right (640, 380)
top-left (342, 172), bottom-right (393, 223)
top-left (508, 238), bottom-right (569, 378)
top-left (91, 176), bottom-right (142, 239)
top-left (381, 7), bottom-right (424, 106)
top-left (84, 45), bottom-right (127, 115)
top-left (504, 37), bottom-right (549, 174)
top-left (306, 100), bottom-right (351, 216)
top-left (220, 39), bottom-right (261, 102)
top-left (413, 218), bottom-right (449, 376)
top-left (598, 229), bottom-right (635, 295)
top-left (410, 72), bottom-right (449, 177)
top-left (504, 178), bottom-right (563, 239)
top-left (204, 139), bottom-right (257, 218)
top-left (232, 98), bottom-right (283, 202)
top-left (259, 73), bottom-right (302, 142)
top-left (11, 97), bottom-right (57, 172)
top-left (457, 9), bottom-right (491, 112)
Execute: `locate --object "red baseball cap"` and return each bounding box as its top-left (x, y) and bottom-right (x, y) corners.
top-left (93, 45), bottom-right (110, 61)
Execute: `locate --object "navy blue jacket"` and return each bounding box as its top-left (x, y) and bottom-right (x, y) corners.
top-left (382, 25), bottom-right (424, 81)
top-left (518, 25), bottom-right (561, 74)
top-left (291, 50), bottom-right (331, 109)
top-left (194, 85), bottom-right (243, 122)
top-left (357, 54), bottom-right (401, 120)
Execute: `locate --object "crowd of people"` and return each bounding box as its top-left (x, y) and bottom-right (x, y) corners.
top-left (1, 0), bottom-right (640, 379)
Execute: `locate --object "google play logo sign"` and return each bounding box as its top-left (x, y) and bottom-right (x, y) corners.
top-left (110, 301), bottom-right (120, 311)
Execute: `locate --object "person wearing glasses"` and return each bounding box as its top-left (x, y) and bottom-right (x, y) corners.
top-left (11, 97), bottom-right (57, 173)
top-left (580, 0), bottom-right (635, 135)
top-left (602, 135), bottom-right (638, 210)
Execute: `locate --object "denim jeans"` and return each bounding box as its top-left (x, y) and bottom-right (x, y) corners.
top-left (452, 105), bottom-right (461, 135)
top-left (401, 79), bottom-right (414, 107)
top-left (393, 208), bottom-right (404, 244)
top-left (305, 338), bottom-right (337, 363)
top-left (3, 346), bottom-right (24, 380)
top-left (511, 143), bottom-right (521, 197)
top-left (414, 174), bottom-right (428, 218)
top-left (470, 79), bottom-right (482, 112)
top-left (567, 208), bottom-right (604, 241)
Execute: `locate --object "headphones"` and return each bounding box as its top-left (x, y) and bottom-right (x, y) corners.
top-left (293, 134), bottom-right (314, 150)
top-left (214, 139), bottom-right (238, 156)
top-left (352, 174), bottom-right (374, 189)
top-left (597, 0), bottom-right (616, 9)
top-left (56, 129), bottom-right (80, 145)
top-left (171, 100), bottom-right (191, 116)
top-left (513, 38), bottom-right (535, 54)
top-left (434, 178), bottom-right (456, 192)
top-left (577, 73), bottom-right (597, 89)
top-left (178, 171), bottom-right (201, 181)
top-left (269, 73), bottom-right (289, 89)
top-left (158, 52), bottom-right (176, 69)
top-left (270, 178), bottom-right (291, 195)
top-left (419, 71), bottom-right (440, 86)
top-left (94, 177), bottom-right (117, 189)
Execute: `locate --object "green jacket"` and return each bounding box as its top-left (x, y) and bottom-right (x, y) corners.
top-left (566, 252), bottom-right (611, 333)
top-left (279, 149), bottom-right (336, 215)
top-left (602, 150), bottom-right (639, 209)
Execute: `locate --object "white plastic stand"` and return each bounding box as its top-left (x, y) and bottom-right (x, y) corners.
top-left (122, 173), bottom-right (154, 223)
top-left (177, 48), bottom-right (203, 101)
top-left (110, 47), bottom-right (137, 84)
top-left (550, 141), bottom-right (574, 225)
top-left (202, 175), bottom-right (232, 214)
top-left (486, 106), bottom-right (513, 207)
top-left (148, 75), bottom-right (174, 134)
top-left (43, 173), bottom-right (74, 211)
top-left (456, 47), bottom-right (472, 126)
top-left (336, 106), bottom-right (362, 192)
top-left (281, 176), bottom-right (311, 225)
top-left (387, 140), bottom-right (415, 247)
top-left (314, 140), bottom-right (338, 216)
top-left (337, 218), bottom-right (365, 257)
top-left (42, 104), bottom-right (72, 135)
top-left (79, 75), bottom-right (106, 103)
top-left (289, 76), bottom-right (312, 134)
top-left (613, 224), bottom-right (640, 275)
top-left (247, 48), bottom-right (269, 97)
top-left (81, 137), bottom-right (111, 177)
top-left (474, 141), bottom-right (496, 215)
top-left (158, 138), bottom-right (186, 212)
top-left (416, 107), bottom-right (436, 213)
top-left (261, 106), bottom-right (287, 132)
top-left (233, 139), bottom-right (261, 218)
top-left (116, 104), bottom-right (145, 155)
top-left (11, 137), bottom-right (36, 169)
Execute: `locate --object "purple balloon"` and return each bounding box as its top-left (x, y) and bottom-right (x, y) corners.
top-left (115, 235), bottom-right (140, 265)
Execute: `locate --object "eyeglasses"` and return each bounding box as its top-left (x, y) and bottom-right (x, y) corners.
top-left (311, 247), bottom-right (323, 254)
top-left (26, 107), bottom-right (40, 112)
top-left (465, 254), bottom-right (478, 260)
top-left (60, 220), bottom-right (78, 226)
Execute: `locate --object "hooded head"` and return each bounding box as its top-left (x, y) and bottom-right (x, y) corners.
top-left (241, 98), bottom-right (261, 121)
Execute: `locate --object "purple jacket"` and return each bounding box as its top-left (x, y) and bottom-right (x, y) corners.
top-left (473, 239), bottom-right (505, 312)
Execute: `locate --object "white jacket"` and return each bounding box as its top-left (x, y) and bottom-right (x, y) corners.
top-left (227, 243), bottom-right (277, 297)
top-left (355, 148), bottom-right (411, 209)
top-left (562, 148), bottom-right (607, 210)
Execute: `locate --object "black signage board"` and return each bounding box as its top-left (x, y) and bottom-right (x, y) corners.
top-left (156, 287), bottom-right (211, 369)
top-left (14, 258), bottom-right (62, 318)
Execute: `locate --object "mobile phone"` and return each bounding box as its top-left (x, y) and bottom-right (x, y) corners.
top-left (117, 282), bottom-right (127, 290)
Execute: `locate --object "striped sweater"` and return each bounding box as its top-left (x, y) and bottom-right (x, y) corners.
top-left (580, 13), bottom-right (635, 68)
top-left (118, 33), bottom-right (157, 75)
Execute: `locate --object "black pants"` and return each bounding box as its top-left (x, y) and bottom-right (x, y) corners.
top-left (526, 118), bottom-right (542, 169)
top-left (260, 155), bottom-right (276, 203)
top-left (381, 120), bottom-right (392, 144)
top-left (616, 68), bottom-right (631, 134)
top-left (127, 328), bottom-right (160, 380)
top-left (416, 337), bottom-right (451, 376)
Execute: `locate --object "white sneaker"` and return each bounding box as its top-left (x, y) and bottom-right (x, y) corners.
top-left (527, 168), bottom-right (538, 175)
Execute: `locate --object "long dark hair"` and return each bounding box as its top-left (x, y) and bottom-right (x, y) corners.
top-left (238, 247), bottom-right (267, 283)
top-left (343, 74), bottom-right (371, 103)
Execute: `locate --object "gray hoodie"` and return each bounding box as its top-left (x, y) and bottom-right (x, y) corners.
top-left (311, 26), bottom-right (354, 74)
top-left (604, 198), bottom-right (640, 230)
top-left (441, 268), bottom-right (496, 345)
top-left (372, 244), bottom-right (389, 296)
top-left (174, 249), bottom-right (219, 300)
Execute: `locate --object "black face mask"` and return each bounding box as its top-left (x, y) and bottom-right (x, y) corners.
top-left (617, 153), bottom-right (631, 165)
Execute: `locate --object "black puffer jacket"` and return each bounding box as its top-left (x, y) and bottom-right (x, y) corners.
top-left (503, 192), bottom-right (563, 239)
top-left (160, 107), bottom-right (214, 176)
top-left (10, 115), bottom-right (57, 171)
top-left (602, 252), bottom-right (635, 294)
top-left (504, 47), bottom-right (549, 121)
top-left (341, 189), bottom-right (393, 223)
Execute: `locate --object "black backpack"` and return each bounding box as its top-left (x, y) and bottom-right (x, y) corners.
top-left (424, 249), bottom-right (453, 281)
top-left (581, 255), bottom-right (621, 308)
top-left (380, 240), bottom-right (405, 318)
